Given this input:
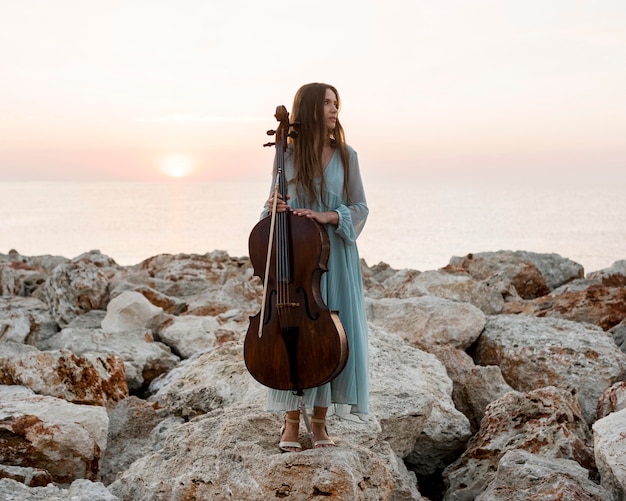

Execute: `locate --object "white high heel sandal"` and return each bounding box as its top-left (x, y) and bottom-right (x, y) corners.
top-left (279, 416), bottom-right (302, 452)
top-left (311, 417), bottom-right (335, 448)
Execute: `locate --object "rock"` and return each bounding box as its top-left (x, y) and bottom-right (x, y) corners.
top-left (108, 403), bottom-right (422, 501)
top-left (404, 268), bottom-right (506, 315)
top-left (101, 290), bottom-right (165, 334)
top-left (44, 251), bottom-right (120, 327)
top-left (108, 252), bottom-right (262, 319)
top-left (2, 248), bottom-right (625, 499)
top-left (610, 319), bottom-right (626, 353)
top-left (0, 342), bottom-right (128, 406)
top-left (504, 284), bottom-right (626, 331)
top-left (361, 261), bottom-right (418, 297)
top-left (65, 309), bottom-right (107, 329)
top-left (443, 386), bottom-right (595, 501)
top-left (597, 382), bottom-right (626, 420)
top-left (450, 252), bottom-right (547, 299)
top-left (0, 478), bottom-right (119, 501)
top-left (475, 314), bottom-right (626, 423)
top-left (476, 449), bottom-right (612, 500)
top-left (40, 327), bottom-right (179, 392)
top-left (157, 314), bottom-right (220, 358)
top-left (370, 329), bottom-right (472, 475)
top-left (450, 251), bottom-right (583, 299)
top-left (362, 264), bottom-right (505, 315)
top-left (593, 408), bottom-right (626, 501)
top-left (366, 296), bottom-right (485, 351)
top-left (151, 326), bottom-right (471, 483)
top-left (0, 258), bottom-right (48, 297)
top-left (150, 342), bottom-right (265, 419)
top-left (0, 251), bottom-right (66, 298)
top-left (133, 251), bottom-right (257, 305)
top-left (587, 259), bottom-right (626, 287)
top-left (430, 345), bottom-right (514, 432)
top-left (133, 285), bottom-right (189, 314)
top-left (0, 385), bottom-right (109, 485)
top-left (99, 396), bottom-right (183, 486)
top-left (518, 251), bottom-right (585, 290)
top-left (0, 464), bottom-right (53, 487)
top-left (0, 297), bottom-right (58, 345)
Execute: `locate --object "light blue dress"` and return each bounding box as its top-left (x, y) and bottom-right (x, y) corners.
top-left (262, 144), bottom-right (369, 419)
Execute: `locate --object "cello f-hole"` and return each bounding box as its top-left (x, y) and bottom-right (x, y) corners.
top-left (296, 286), bottom-right (319, 321)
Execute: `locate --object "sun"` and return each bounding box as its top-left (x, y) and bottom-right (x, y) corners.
top-left (160, 154), bottom-right (195, 178)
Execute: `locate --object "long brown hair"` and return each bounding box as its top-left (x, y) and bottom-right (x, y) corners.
top-left (288, 83), bottom-right (351, 205)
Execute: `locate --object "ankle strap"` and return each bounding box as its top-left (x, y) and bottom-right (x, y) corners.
top-left (285, 417), bottom-right (300, 424)
top-left (310, 418), bottom-right (326, 424)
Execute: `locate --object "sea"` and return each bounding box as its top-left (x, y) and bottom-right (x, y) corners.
top-left (1, 179), bottom-right (624, 274)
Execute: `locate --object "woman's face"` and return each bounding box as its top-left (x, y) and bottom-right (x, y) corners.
top-left (323, 88), bottom-right (339, 134)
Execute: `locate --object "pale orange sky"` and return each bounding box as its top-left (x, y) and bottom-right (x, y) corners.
top-left (1, 1), bottom-right (625, 183)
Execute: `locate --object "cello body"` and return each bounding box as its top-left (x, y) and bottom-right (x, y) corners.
top-left (244, 106), bottom-right (349, 391)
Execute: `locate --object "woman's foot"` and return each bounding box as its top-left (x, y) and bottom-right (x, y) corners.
top-left (311, 417), bottom-right (335, 448)
top-left (279, 415), bottom-right (302, 452)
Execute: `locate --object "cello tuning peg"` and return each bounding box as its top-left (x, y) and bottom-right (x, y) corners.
top-left (263, 141), bottom-right (275, 147)
top-left (291, 121), bottom-right (300, 129)
top-left (288, 130), bottom-right (298, 139)
top-left (267, 129), bottom-right (276, 136)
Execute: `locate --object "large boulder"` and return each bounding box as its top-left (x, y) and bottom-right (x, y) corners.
top-left (100, 290), bottom-right (165, 334)
top-left (130, 251), bottom-right (259, 312)
top-left (450, 251), bottom-right (583, 299)
top-left (108, 403), bottom-right (423, 501)
top-left (430, 345), bottom-right (513, 432)
top-left (443, 386), bottom-right (595, 501)
top-left (593, 407), bottom-right (626, 501)
top-left (370, 329), bottom-right (472, 475)
top-left (475, 314), bottom-right (626, 423)
top-left (0, 385), bottom-right (109, 485)
top-left (0, 251), bottom-right (64, 297)
top-left (0, 342), bottom-right (128, 406)
top-left (149, 341), bottom-right (264, 419)
top-left (366, 296), bottom-right (485, 351)
top-left (150, 325), bottom-right (472, 483)
top-left (476, 449), bottom-right (611, 500)
top-left (40, 327), bottom-right (179, 392)
top-left (0, 297), bottom-right (58, 345)
top-left (157, 314), bottom-right (221, 359)
top-left (362, 264), bottom-right (504, 315)
top-left (44, 251), bottom-right (119, 327)
top-left (504, 284), bottom-right (626, 331)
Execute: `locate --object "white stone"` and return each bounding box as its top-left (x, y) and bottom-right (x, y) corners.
top-left (101, 290), bottom-right (164, 334)
top-left (593, 407), bottom-right (626, 501)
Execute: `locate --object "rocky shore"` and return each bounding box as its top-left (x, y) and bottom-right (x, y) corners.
top-left (1, 248), bottom-right (625, 500)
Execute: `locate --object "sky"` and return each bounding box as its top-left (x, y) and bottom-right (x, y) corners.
top-left (1, 0), bottom-right (625, 183)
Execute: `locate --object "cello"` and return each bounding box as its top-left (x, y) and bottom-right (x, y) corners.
top-left (244, 105), bottom-right (349, 392)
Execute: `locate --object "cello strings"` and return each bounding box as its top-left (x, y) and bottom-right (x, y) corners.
top-left (276, 149), bottom-right (287, 324)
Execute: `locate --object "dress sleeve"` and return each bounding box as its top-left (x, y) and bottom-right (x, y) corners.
top-left (334, 148), bottom-right (368, 244)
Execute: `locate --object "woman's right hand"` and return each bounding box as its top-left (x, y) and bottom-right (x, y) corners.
top-left (268, 193), bottom-right (290, 213)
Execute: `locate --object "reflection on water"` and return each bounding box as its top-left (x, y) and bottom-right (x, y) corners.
top-left (1, 179), bottom-right (624, 273)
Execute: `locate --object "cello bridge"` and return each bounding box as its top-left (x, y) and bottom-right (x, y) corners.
top-left (276, 302), bottom-right (300, 309)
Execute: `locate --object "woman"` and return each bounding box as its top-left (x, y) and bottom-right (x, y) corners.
top-left (262, 83), bottom-right (369, 452)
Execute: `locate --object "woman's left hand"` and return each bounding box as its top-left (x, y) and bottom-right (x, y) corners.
top-left (292, 209), bottom-right (339, 225)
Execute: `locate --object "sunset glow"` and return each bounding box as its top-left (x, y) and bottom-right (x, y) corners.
top-left (160, 155), bottom-right (195, 178)
top-left (0, 1), bottom-right (625, 183)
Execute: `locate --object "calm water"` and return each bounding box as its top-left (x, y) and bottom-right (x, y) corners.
top-left (1, 179), bottom-right (624, 274)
